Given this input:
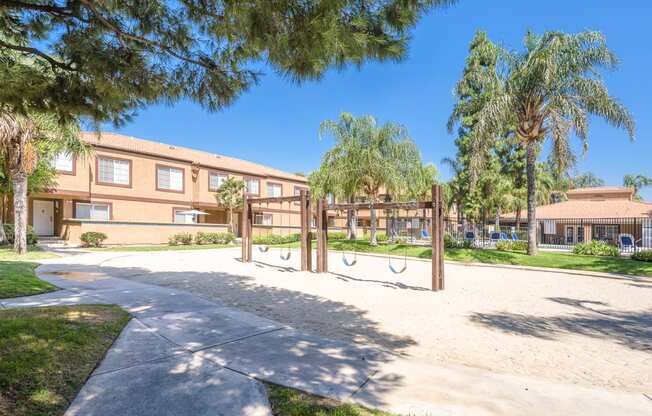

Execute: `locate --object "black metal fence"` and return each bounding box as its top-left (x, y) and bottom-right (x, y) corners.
top-left (444, 217), bottom-right (652, 253)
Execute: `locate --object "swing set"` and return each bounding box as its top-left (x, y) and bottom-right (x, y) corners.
top-left (241, 189), bottom-right (313, 271)
top-left (241, 185), bottom-right (445, 291)
top-left (315, 184), bottom-right (445, 291)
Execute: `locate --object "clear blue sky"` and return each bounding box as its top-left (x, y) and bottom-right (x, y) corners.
top-left (105, 0), bottom-right (652, 201)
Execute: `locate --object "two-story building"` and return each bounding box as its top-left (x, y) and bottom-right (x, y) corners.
top-left (29, 132), bottom-right (309, 245)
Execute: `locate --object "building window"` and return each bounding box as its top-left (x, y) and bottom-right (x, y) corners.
top-left (267, 183), bottom-right (282, 197)
top-left (577, 226), bottom-right (584, 243)
top-left (245, 178), bottom-right (260, 195)
top-left (254, 213), bottom-right (273, 226)
top-left (173, 208), bottom-right (197, 224)
top-left (53, 152), bottom-right (74, 173)
top-left (209, 172), bottom-right (228, 191)
top-left (157, 165), bottom-right (184, 192)
top-left (75, 203), bottom-right (110, 221)
top-left (594, 224), bottom-right (619, 242)
top-left (565, 226), bottom-right (575, 244)
top-left (97, 157), bottom-right (131, 186)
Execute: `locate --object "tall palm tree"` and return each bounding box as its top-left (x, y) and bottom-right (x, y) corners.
top-left (572, 172), bottom-right (605, 188)
top-left (214, 177), bottom-right (245, 233)
top-left (463, 30), bottom-right (635, 255)
top-left (0, 111), bottom-right (89, 254)
top-left (623, 174), bottom-right (652, 201)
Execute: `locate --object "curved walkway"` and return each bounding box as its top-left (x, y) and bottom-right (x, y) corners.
top-left (1, 251), bottom-right (650, 416)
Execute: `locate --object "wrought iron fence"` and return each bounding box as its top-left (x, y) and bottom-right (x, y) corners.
top-left (443, 217), bottom-right (652, 253)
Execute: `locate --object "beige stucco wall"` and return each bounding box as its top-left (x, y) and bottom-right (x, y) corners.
top-left (62, 220), bottom-right (230, 245)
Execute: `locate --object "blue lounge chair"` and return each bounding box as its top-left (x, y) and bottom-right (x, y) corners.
top-left (618, 233), bottom-right (637, 252)
top-left (420, 229), bottom-right (431, 239)
top-left (511, 232), bottom-right (520, 241)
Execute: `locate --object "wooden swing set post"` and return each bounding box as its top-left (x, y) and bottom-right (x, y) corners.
top-left (316, 198), bottom-right (328, 273)
top-left (432, 184), bottom-right (445, 291)
top-left (241, 190), bottom-right (253, 263)
top-left (299, 190), bottom-right (312, 272)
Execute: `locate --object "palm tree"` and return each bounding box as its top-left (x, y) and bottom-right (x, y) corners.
top-left (463, 30), bottom-right (635, 255)
top-left (623, 174), bottom-right (652, 200)
top-left (0, 111), bottom-right (89, 254)
top-left (315, 112), bottom-right (422, 245)
top-left (572, 172), bottom-right (605, 188)
top-left (214, 177), bottom-right (245, 233)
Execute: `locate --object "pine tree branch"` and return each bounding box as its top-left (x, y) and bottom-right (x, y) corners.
top-left (0, 39), bottom-right (77, 71)
top-left (0, 0), bottom-right (73, 16)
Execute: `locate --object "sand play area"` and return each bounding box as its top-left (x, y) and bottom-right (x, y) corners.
top-left (95, 247), bottom-right (651, 394)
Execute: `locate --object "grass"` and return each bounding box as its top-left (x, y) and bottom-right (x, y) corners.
top-left (0, 305), bottom-right (130, 416)
top-left (266, 383), bottom-right (395, 416)
top-left (0, 246), bottom-right (58, 261)
top-left (88, 243), bottom-right (235, 252)
top-left (0, 246), bottom-right (59, 299)
top-left (317, 240), bottom-right (652, 277)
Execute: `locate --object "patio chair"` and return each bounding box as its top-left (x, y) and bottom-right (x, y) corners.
top-left (618, 233), bottom-right (639, 253)
top-left (420, 229), bottom-right (431, 240)
top-left (511, 232), bottom-right (520, 241)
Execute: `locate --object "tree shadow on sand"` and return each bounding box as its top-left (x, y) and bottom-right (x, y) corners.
top-left (470, 297), bottom-right (652, 352)
top-left (35, 259), bottom-right (419, 409)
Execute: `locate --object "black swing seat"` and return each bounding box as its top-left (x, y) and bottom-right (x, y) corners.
top-left (258, 245), bottom-right (270, 253)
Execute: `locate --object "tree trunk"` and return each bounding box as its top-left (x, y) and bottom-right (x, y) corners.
top-left (495, 208), bottom-right (501, 229)
top-left (0, 195), bottom-right (6, 244)
top-left (369, 205), bottom-right (377, 246)
top-left (227, 207), bottom-right (233, 233)
top-left (526, 140), bottom-right (538, 255)
top-left (515, 206), bottom-right (521, 231)
top-left (13, 172), bottom-right (28, 254)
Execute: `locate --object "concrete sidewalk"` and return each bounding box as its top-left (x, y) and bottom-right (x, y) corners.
top-left (2, 252), bottom-right (650, 416)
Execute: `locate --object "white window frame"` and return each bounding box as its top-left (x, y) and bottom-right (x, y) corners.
top-left (157, 165), bottom-right (184, 192)
top-left (209, 172), bottom-right (228, 191)
top-left (97, 157), bottom-right (131, 186)
top-left (245, 178), bottom-right (260, 195)
top-left (254, 213), bottom-right (273, 226)
top-left (75, 202), bottom-right (110, 221)
top-left (267, 182), bottom-right (283, 197)
top-left (53, 152), bottom-right (74, 173)
top-left (173, 208), bottom-right (198, 224)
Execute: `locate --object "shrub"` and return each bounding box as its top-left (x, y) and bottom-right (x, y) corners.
top-left (496, 240), bottom-right (528, 252)
top-left (80, 231), bottom-right (108, 247)
top-left (2, 224), bottom-right (38, 245)
top-left (195, 232), bottom-right (235, 245)
top-left (374, 232), bottom-right (388, 242)
top-left (327, 232), bottom-right (347, 241)
top-left (168, 232), bottom-right (193, 246)
top-left (573, 240), bottom-right (620, 257)
top-left (253, 233), bottom-right (300, 245)
top-left (631, 250), bottom-right (652, 262)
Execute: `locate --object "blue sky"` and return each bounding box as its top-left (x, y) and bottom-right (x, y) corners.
top-left (105, 1), bottom-right (652, 201)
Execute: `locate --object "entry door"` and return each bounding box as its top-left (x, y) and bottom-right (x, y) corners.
top-left (33, 200), bottom-right (54, 236)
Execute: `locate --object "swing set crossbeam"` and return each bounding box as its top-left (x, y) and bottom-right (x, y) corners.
top-left (326, 201), bottom-right (435, 211)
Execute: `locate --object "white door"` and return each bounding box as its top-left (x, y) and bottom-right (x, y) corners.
top-left (33, 200), bottom-right (54, 236)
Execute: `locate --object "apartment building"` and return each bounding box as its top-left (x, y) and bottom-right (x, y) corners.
top-left (29, 132), bottom-right (308, 245)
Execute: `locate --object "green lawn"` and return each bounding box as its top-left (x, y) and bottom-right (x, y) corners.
top-left (88, 243), bottom-right (235, 252)
top-left (0, 247), bottom-right (59, 299)
top-left (0, 305), bottom-right (130, 416)
top-left (320, 240), bottom-right (652, 277)
top-left (266, 383), bottom-right (395, 416)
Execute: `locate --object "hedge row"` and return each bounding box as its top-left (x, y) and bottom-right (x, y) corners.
top-left (169, 231), bottom-right (235, 246)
